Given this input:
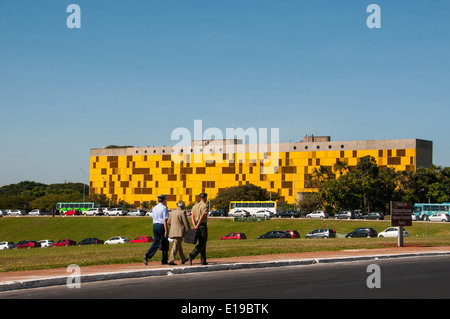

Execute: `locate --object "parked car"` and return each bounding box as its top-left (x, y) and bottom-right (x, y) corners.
top-left (0, 210), bottom-right (7, 216)
top-left (362, 212), bottom-right (384, 220)
top-left (44, 209), bottom-right (60, 216)
top-left (39, 240), bottom-right (55, 248)
top-left (0, 242), bottom-right (15, 250)
top-left (9, 209), bottom-right (27, 216)
top-left (277, 210), bottom-right (300, 218)
top-left (305, 228), bottom-right (336, 239)
top-left (28, 209), bottom-right (45, 216)
top-left (15, 240), bottom-right (41, 248)
top-left (52, 239), bottom-right (77, 247)
top-left (378, 227), bottom-right (409, 238)
top-left (83, 208), bottom-right (104, 216)
top-left (251, 210), bottom-right (272, 218)
top-left (306, 210), bottom-right (329, 219)
top-left (345, 228), bottom-right (378, 238)
top-left (428, 213), bottom-right (450, 222)
top-left (353, 209), bottom-right (364, 219)
top-left (107, 208), bottom-right (128, 216)
top-left (284, 230), bottom-right (301, 238)
top-left (104, 236), bottom-right (130, 244)
top-left (221, 232), bottom-right (247, 240)
top-left (334, 211), bottom-right (355, 219)
top-left (128, 209), bottom-right (147, 216)
top-left (208, 210), bottom-right (227, 217)
top-left (78, 238), bottom-right (104, 245)
top-left (64, 209), bottom-right (81, 216)
top-left (228, 210), bottom-right (250, 217)
top-left (258, 231), bottom-right (291, 239)
top-left (130, 236), bottom-right (154, 243)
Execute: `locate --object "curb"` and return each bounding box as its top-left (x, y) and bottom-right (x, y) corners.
top-left (1, 251), bottom-right (450, 292)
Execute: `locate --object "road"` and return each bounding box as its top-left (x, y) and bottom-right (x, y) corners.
top-left (0, 256), bottom-right (450, 301)
top-left (2, 255), bottom-right (447, 316)
top-left (2, 255), bottom-right (449, 300)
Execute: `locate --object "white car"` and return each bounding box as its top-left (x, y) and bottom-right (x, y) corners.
top-left (228, 209), bottom-right (250, 217)
top-left (83, 208), bottom-right (103, 216)
top-left (29, 209), bottom-right (44, 216)
top-left (106, 208), bottom-right (128, 216)
top-left (128, 209), bottom-right (146, 216)
top-left (9, 209), bottom-right (27, 216)
top-left (378, 227), bottom-right (409, 238)
top-left (145, 211), bottom-right (153, 217)
top-left (0, 242), bottom-right (15, 250)
top-left (306, 211), bottom-right (329, 219)
top-left (251, 210), bottom-right (272, 218)
top-left (104, 236), bottom-right (130, 244)
top-left (429, 213), bottom-right (450, 222)
top-left (39, 240), bottom-right (55, 248)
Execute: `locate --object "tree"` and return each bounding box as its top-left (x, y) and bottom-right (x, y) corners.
top-left (318, 156), bottom-right (404, 213)
top-left (309, 165), bottom-right (335, 188)
top-left (297, 192), bottom-right (323, 214)
top-left (333, 160), bottom-right (349, 177)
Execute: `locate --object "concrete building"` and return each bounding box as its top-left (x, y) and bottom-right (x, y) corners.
top-left (89, 136), bottom-right (432, 208)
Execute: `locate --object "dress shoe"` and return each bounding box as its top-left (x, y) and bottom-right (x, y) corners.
top-left (143, 255), bottom-right (148, 266)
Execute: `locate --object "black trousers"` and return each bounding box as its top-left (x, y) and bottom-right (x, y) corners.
top-left (189, 223), bottom-right (207, 264)
top-left (145, 223), bottom-right (168, 263)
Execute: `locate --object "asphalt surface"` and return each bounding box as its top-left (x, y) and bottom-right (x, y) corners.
top-left (3, 255), bottom-right (450, 299)
top-left (1, 246), bottom-right (450, 296)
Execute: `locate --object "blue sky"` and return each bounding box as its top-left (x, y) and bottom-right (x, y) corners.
top-left (1, 1), bottom-right (449, 185)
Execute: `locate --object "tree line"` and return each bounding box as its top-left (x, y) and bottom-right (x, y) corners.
top-left (0, 181), bottom-right (104, 211)
top-left (300, 156), bottom-right (450, 214)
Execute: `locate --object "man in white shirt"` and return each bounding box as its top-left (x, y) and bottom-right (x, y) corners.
top-left (143, 195), bottom-right (169, 265)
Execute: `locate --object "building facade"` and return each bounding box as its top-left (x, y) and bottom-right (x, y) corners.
top-left (89, 136), bottom-right (433, 208)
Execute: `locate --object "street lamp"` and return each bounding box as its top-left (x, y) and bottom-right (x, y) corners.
top-left (80, 168), bottom-right (86, 203)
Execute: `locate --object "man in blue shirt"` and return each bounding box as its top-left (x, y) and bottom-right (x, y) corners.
top-left (143, 195), bottom-right (169, 265)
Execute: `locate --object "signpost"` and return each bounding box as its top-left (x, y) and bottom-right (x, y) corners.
top-left (390, 201), bottom-right (412, 247)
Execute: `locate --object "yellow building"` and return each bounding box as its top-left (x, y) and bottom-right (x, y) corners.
top-left (89, 136), bottom-right (432, 208)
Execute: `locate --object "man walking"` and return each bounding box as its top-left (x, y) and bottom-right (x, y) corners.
top-left (167, 201), bottom-right (190, 265)
top-left (143, 195), bottom-right (169, 265)
top-left (188, 192), bottom-right (209, 265)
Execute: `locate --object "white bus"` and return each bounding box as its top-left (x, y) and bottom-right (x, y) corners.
top-left (228, 201), bottom-right (282, 217)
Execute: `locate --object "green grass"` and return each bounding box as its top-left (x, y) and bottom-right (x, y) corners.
top-left (0, 216), bottom-right (449, 272)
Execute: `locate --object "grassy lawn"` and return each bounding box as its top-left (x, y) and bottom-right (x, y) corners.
top-left (0, 216), bottom-right (449, 272)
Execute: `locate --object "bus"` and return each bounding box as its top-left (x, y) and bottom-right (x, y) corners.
top-left (413, 203), bottom-right (450, 220)
top-left (228, 201), bottom-right (282, 217)
top-left (56, 202), bottom-right (100, 214)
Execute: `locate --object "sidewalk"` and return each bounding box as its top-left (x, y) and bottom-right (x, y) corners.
top-left (1, 246), bottom-right (450, 292)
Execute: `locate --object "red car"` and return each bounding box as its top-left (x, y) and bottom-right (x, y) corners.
top-left (52, 239), bottom-right (77, 247)
top-left (130, 236), bottom-right (154, 243)
top-left (15, 240), bottom-right (41, 249)
top-left (221, 232), bottom-right (247, 240)
top-left (64, 209), bottom-right (81, 216)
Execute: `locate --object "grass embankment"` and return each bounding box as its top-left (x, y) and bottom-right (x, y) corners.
top-left (0, 216), bottom-right (449, 272)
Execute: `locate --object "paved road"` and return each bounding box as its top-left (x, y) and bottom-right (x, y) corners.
top-left (2, 255), bottom-right (449, 300)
